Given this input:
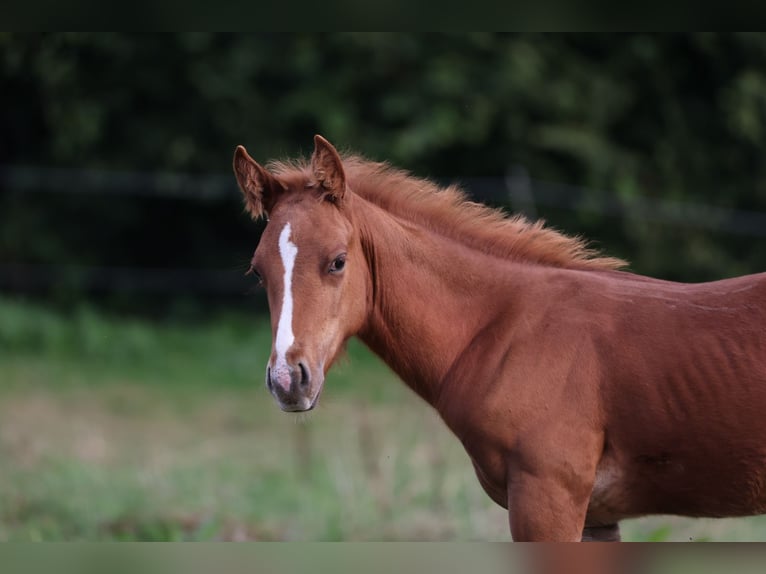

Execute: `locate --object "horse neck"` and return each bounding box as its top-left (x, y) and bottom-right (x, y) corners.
top-left (350, 193), bottom-right (517, 406)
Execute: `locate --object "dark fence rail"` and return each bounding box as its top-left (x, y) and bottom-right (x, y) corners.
top-left (2, 165), bottom-right (766, 297)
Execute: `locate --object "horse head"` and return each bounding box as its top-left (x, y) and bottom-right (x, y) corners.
top-left (233, 136), bottom-right (369, 412)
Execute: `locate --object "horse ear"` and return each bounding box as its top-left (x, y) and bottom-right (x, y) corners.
top-left (233, 145), bottom-right (285, 218)
top-left (311, 134), bottom-right (346, 203)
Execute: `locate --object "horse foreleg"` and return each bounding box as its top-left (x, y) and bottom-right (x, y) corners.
top-left (507, 469), bottom-right (591, 542)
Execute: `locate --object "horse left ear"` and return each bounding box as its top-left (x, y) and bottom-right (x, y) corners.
top-left (311, 134), bottom-right (346, 204)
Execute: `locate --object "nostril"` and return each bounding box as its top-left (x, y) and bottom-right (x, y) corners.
top-left (298, 362), bottom-right (310, 387)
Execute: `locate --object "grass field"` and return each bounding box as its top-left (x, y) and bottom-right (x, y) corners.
top-left (1, 296), bottom-right (765, 541)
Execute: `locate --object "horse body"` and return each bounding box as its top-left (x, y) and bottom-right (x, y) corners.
top-left (440, 267), bottom-right (766, 526)
top-left (233, 135), bottom-right (766, 541)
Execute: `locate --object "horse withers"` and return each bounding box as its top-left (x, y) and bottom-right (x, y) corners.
top-left (233, 135), bottom-right (766, 541)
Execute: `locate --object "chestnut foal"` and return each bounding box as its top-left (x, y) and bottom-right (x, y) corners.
top-left (233, 135), bottom-right (766, 541)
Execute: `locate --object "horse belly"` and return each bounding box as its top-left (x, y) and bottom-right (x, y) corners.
top-left (587, 444), bottom-right (766, 523)
top-left (636, 449), bottom-right (766, 518)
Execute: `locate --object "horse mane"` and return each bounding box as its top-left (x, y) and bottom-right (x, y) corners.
top-left (268, 155), bottom-right (626, 271)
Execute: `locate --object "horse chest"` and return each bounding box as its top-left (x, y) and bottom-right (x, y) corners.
top-left (454, 427), bottom-right (511, 508)
top-left (470, 455), bottom-right (510, 508)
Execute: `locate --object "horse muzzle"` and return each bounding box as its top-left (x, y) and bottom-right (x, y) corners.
top-left (266, 361), bottom-right (321, 412)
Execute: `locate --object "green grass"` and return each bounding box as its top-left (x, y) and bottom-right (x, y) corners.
top-left (1, 296), bottom-right (766, 541)
top-left (0, 297), bottom-right (505, 541)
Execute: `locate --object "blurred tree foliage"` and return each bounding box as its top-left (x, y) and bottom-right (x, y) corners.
top-left (2, 33), bottom-right (766, 299)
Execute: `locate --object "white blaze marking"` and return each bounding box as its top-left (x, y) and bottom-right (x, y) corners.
top-left (273, 222), bottom-right (298, 390)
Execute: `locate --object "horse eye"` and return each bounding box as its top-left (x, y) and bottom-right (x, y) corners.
top-left (329, 254), bottom-right (346, 274)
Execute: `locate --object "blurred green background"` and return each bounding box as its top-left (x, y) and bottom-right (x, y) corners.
top-left (1, 33), bottom-right (766, 541)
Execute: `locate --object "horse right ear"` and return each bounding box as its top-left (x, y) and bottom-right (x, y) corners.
top-left (311, 134), bottom-right (346, 204)
top-left (233, 145), bottom-right (285, 218)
